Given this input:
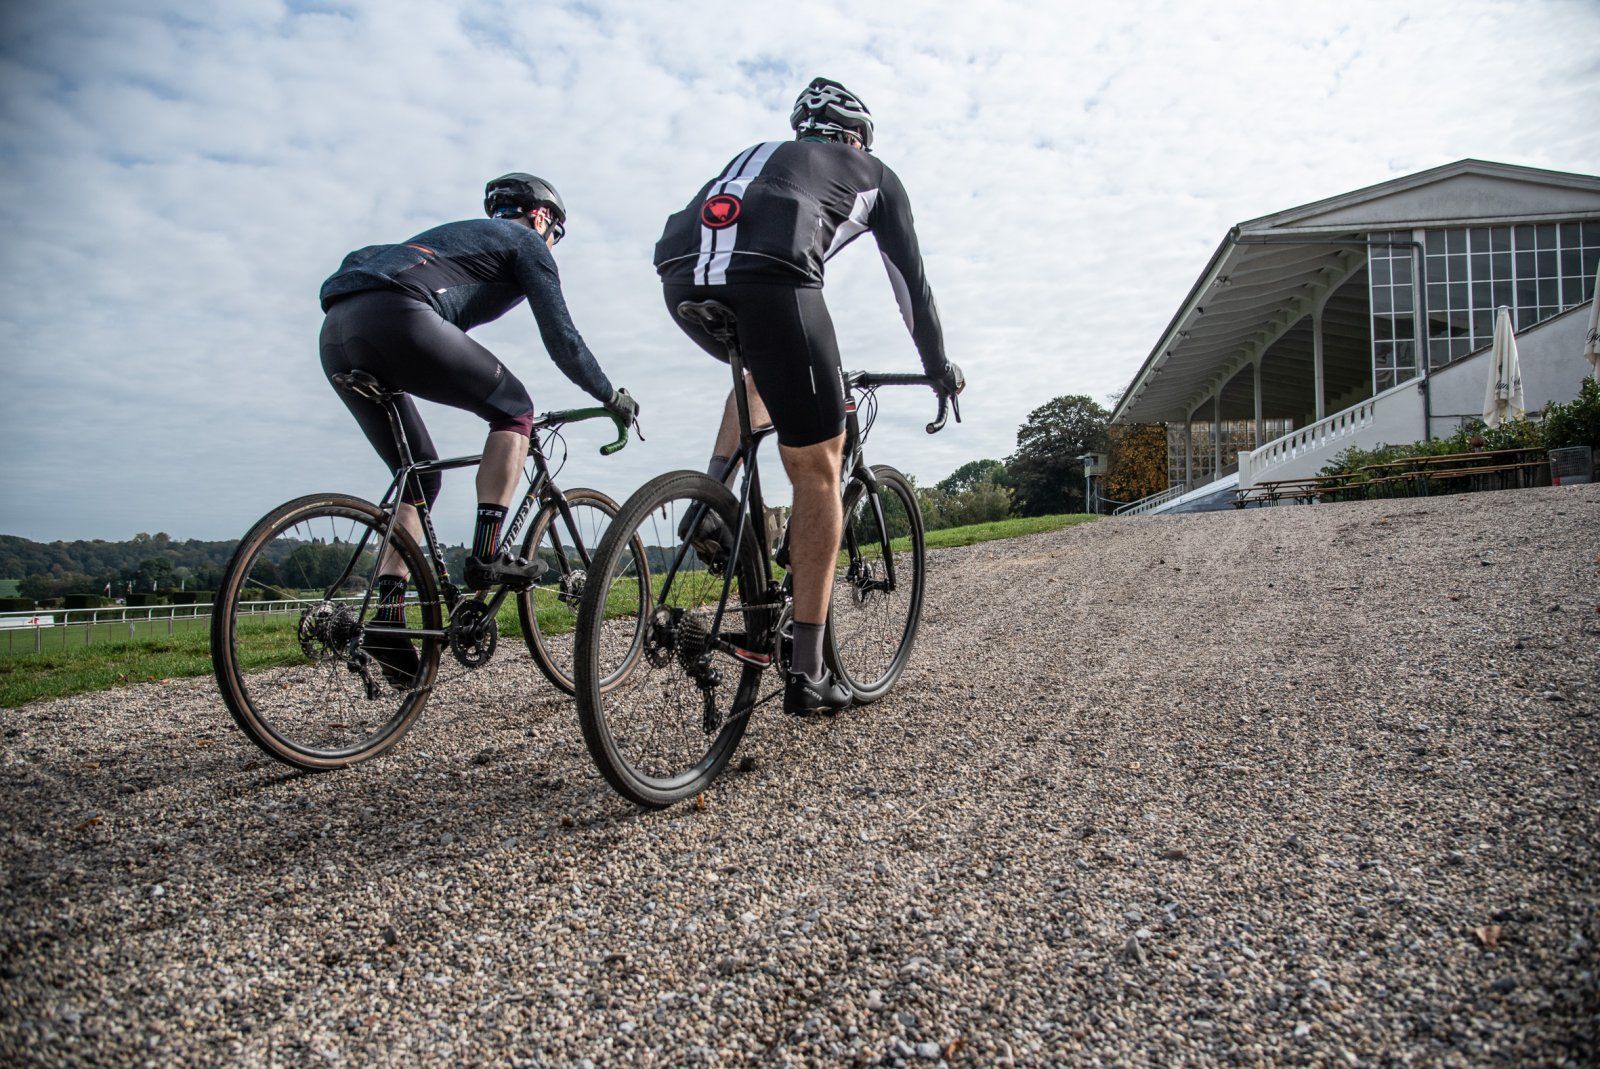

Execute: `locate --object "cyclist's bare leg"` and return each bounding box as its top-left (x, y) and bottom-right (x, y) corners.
top-left (779, 432), bottom-right (846, 625)
top-left (376, 504), bottom-right (424, 580)
top-left (478, 430), bottom-right (530, 508)
top-left (376, 430), bottom-right (528, 579)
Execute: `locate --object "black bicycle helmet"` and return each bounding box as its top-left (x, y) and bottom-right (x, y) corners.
top-left (790, 76), bottom-right (873, 150)
top-left (483, 172), bottom-right (567, 224)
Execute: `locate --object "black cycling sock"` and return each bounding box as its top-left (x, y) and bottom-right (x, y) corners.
top-left (791, 621), bottom-right (825, 681)
top-left (473, 503), bottom-right (507, 560)
top-left (374, 575), bottom-right (407, 625)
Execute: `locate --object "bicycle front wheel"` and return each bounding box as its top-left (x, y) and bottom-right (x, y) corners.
top-left (827, 464), bottom-right (925, 703)
top-left (573, 471), bottom-right (770, 808)
top-left (211, 493), bottom-right (442, 770)
top-left (517, 487), bottom-right (649, 695)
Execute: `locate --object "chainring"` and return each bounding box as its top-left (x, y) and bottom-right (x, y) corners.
top-left (448, 598), bottom-right (499, 669)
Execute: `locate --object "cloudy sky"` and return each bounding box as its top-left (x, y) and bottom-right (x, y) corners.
top-left (2, 0), bottom-right (1597, 544)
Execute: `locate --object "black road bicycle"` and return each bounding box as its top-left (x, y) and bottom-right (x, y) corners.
top-left (571, 300), bottom-right (957, 807)
top-left (211, 370), bottom-right (648, 771)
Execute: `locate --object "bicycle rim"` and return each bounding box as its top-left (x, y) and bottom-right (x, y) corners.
top-left (518, 488), bottom-right (649, 695)
top-left (573, 471), bottom-right (768, 808)
top-left (827, 464), bottom-right (925, 702)
top-left (211, 493), bottom-right (441, 769)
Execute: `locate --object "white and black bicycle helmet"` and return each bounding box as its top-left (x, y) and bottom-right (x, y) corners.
top-left (484, 172), bottom-right (567, 238)
top-left (790, 77), bottom-right (873, 150)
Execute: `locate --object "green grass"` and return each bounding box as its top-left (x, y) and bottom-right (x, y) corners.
top-left (0, 512), bottom-right (1097, 707)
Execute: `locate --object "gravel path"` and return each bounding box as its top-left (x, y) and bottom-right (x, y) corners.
top-left (4, 485), bottom-right (1598, 1067)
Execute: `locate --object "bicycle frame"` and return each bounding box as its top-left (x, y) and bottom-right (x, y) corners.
top-left (332, 383), bottom-right (617, 640)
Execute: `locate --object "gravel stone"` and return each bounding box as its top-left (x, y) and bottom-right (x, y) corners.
top-left (2, 485), bottom-right (1596, 1066)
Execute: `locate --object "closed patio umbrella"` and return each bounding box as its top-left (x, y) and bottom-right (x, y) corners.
top-left (1585, 264), bottom-right (1599, 381)
top-left (1482, 305), bottom-right (1525, 428)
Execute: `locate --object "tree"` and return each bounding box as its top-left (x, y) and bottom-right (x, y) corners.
top-left (1104, 423), bottom-right (1169, 504)
top-left (136, 557), bottom-right (174, 591)
top-left (1005, 395), bottom-right (1108, 516)
top-left (936, 459), bottom-right (1007, 495)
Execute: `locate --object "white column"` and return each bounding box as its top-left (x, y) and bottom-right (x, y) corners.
top-left (1184, 418), bottom-right (1193, 487)
top-left (1312, 305), bottom-right (1326, 420)
top-left (1212, 392), bottom-right (1223, 477)
top-left (1253, 360), bottom-right (1264, 447)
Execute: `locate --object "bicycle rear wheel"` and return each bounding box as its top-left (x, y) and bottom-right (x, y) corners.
top-left (827, 464), bottom-right (925, 703)
top-left (517, 487), bottom-right (649, 695)
top-left (211, 493), bottom-right (442, 770)
top-left (573, 471), bottom-right (771, 808)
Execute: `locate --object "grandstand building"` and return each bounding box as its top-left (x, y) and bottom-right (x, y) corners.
top-left (1109, 160), bottom-right (1600, 513)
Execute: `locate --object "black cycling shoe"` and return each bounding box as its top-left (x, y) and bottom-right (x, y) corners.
top-left (677, 506), bottom-right (731, 570)
top-left (783, 669), bottom-right (852, 717)
top-left (363, 628), bottom-right (419, 691)
top-left (465, 550), bottom-right (546, 592)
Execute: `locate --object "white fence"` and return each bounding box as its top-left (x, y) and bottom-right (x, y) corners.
top-left (0, 597), bottom-right (342, 656)
top-left (1238, 377), bottom-right (1424, 488)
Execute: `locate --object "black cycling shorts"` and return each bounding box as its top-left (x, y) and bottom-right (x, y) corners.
top-left (319, 289), bottom-right (535, 505)
top-left (663, 282), bottom-right (844, 448)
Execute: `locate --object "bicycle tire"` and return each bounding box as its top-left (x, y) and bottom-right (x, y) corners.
top-left (211, 493), bottom-right (442, 770)
top-left (573, 471), bottom-right (768, 808)
top-left (517, 487), bottom-right (649, 695)
top-left (827, 464), bottom-right (925, 703)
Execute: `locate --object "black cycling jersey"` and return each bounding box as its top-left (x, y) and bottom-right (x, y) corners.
top-left (653, 140), bottom-right (948, 378)
top-left (321, 217), bottom-right (613, 404)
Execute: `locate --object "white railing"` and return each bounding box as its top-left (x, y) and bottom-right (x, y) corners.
top-left (1113, 483), bottom-right (1189, 516)
top-left (0, 596), bottom-right (357, 656)
top-left (1239, 377), bottom-right (1424, 488)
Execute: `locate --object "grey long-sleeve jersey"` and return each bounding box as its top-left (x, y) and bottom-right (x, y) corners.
top-left (653, 139), bottom-right (948, 377)
top-left (319, 217), bottom-right (613, 403)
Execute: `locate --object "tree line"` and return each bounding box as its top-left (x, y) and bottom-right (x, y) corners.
top-left (916, 395), bottom-right (1167, 531)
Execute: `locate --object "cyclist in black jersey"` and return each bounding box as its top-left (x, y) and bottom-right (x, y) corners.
top-left (654, 77), bottom-right (964, 716)
top-left (320, 173), bottom-right (636, 678)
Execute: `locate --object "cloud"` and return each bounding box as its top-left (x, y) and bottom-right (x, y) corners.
top-left (1, 0), bottom-right (1597, 541)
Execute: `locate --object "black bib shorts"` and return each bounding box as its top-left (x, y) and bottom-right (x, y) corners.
top-left (663, 282), bottom-right (845, 449)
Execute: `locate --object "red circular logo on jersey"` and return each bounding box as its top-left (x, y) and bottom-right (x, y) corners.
top-left (701, 194), bottom-right (742, 229)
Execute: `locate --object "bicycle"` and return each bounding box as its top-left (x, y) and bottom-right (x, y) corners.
top-left (571, 299), bottom-right (957, 807)
top-left (211, 370), bottom-right (649, 771)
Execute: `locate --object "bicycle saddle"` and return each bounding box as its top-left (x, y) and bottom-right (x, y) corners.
top-left (676, 300), bottom-right (739, 346)
top-left (331, 370), bottom-right (398, 402)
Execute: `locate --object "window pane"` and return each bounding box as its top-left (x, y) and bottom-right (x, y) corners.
top-left (1472, 280), bottom-right (1490, 308)
top-left (1491, 252), bottom-right (1512, 279)
top-left (1373, 258), bottom-right (1392, 286)
top-left (1561, 247), bottom-right (1580, 279)
top-left (1471, 252), bottom-right (1488, 280)
top-left (1392, 259), bottom-right (1412, 285)
top-left (1536, 224), bottom-right (1557, 248)
top-left (1492, 281), bottom-right (1512, 308)
top-left (1516, 250), bottom-right (1535, 277)
top-left (1470, 228), bottom-right (1489, 253)
top-left (1517, 279), bottom-right (1537, 308)
top-left (1425, 231), bottom-right (1446, 255)
top-left (1451, 338), bottom-right (1470, 359)
top-left (1373, 286), bottom-right (1392, 314)
top-left (1449, 254), bottom-right (1468, 281)
top-left (1376, 368), bottom-right (1395, 392)
top-left (1472, 310), bottom-right (1490, 342)
top-left (1561, 222), bottom-right (1580, 246)
top-left (1374, 313), bottom-right (1393, 339)
top-left (1446, 229), bottom-right (1467, 254)
top-left (1584, 221), bottom-right (1600, 246)
top-left (1538, 279), bottom-right (1558, 306)
top-left (1395, 339), bottom-right (1415, 365)
top-left (1490, 227), bottom-right (1512, 253)
top-left (1450, 282), bottom-right (1468, 309)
